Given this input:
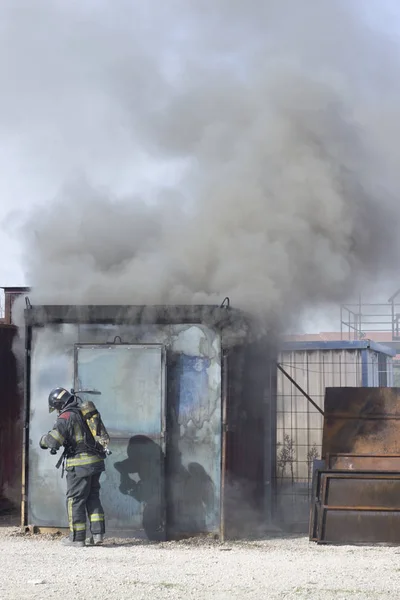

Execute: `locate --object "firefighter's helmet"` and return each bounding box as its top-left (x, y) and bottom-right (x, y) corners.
top-left (48, 387), bottom-right (73, 413)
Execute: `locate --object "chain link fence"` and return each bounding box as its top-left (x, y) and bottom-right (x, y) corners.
top-left (274, 347), bottom-right (394, 532)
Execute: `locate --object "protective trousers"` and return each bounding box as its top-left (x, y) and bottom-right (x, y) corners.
top-left (66, 471), bottom-right (105, 541)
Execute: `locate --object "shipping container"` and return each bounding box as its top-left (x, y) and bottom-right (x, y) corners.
top-left (22, 304), bottom-right (277, 540)
top-left (275, 340), bottom-right (396, 532)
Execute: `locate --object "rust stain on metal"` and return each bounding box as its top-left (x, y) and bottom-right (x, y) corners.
top-left (0, 325), bottom-right (23, 512)
top-left (2, 287), bottom-right (30, 325)
top-left (322, 387), bottom-right (400, 460)
top-left (326, 453), bottom-right (400, 471)
top-left (36, 526), bottom-right (68, 535)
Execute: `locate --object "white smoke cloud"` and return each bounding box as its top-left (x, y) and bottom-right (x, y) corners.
top-left (2, 0), bottom-right (400, 327)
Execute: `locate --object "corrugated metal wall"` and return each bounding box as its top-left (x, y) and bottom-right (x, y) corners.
top-left (0, 326), bottom-right (22, 511)
top-left (275, 347), bottom-right (394, 531)
top-left (365, 349), bottom-right (394, 387)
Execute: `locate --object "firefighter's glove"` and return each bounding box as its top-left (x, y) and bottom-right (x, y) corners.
top-left (39, 436), bottom-right (49, 450)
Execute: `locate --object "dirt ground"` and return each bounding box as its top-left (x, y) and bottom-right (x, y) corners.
top-left (1, 515), bottom-right (400, 600)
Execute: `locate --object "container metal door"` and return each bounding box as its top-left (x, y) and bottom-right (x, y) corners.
top-left (74, 343), bottom-right (166, 540)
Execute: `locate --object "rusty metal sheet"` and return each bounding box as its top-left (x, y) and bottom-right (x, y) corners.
top-left (322, 387), bottom-right (400, 460)
top-left (3, 287), bottom-right (30, 324)
top-left (311, 388), bottom-right (400, 545)
top-left (0, 325), bottom-right (23, 512)
top-left (316, 471), bottom-right (400, 545)
top-left (326, 454), bottom-right (400, 471)
top-left (321, 509), bottom-right (400, 545)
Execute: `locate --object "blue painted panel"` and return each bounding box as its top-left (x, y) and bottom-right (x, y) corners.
top-left (167, 351), bottom-right (220, 536)
top-left (177, 355), bottom-right (211, 426)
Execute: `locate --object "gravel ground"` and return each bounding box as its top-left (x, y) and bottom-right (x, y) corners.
top-left (1, 517), bottom-right (400, 599)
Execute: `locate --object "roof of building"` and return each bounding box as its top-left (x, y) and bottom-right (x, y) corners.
top-left (0, 287), bottom-right (30, 292)
top-left (281, 339), bottom-right (396, 357)
top-left (283, 331), bottom-right (395, 343)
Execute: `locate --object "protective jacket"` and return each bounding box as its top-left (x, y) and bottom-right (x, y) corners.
top-left (40, 399), bottom-right (106, 477)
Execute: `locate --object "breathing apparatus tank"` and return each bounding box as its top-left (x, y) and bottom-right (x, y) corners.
top-left (79, 399), bottom-right (111, 454)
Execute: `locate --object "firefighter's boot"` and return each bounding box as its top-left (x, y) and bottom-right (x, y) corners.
top-left (61, 537), bottom-right (85, 548)
top-left (86, 534), bottom-right (104, 546)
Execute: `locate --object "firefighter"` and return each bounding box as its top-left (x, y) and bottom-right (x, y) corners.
top-left (39, 387), bottom-right (107, 547)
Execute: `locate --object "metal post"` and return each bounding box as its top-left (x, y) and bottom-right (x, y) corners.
top-left (340, 305), bottom-right (343, 340)
top-left (220, 350), bottom-right (228, 543)
top-left (276, 363), bottom-right (324, 416)
top-left (21, 316), bottom-right (32, 529)
top-left (265, 358), bottom-right (277, 526)
top-left (392, 299), bottom-right (395, 340)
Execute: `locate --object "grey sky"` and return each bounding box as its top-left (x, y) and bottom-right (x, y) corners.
top-left (1, 1), bottom-right (400, 333)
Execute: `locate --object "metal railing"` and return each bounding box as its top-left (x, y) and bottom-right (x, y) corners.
top-left (340, 290), bottom-right (400, 341)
